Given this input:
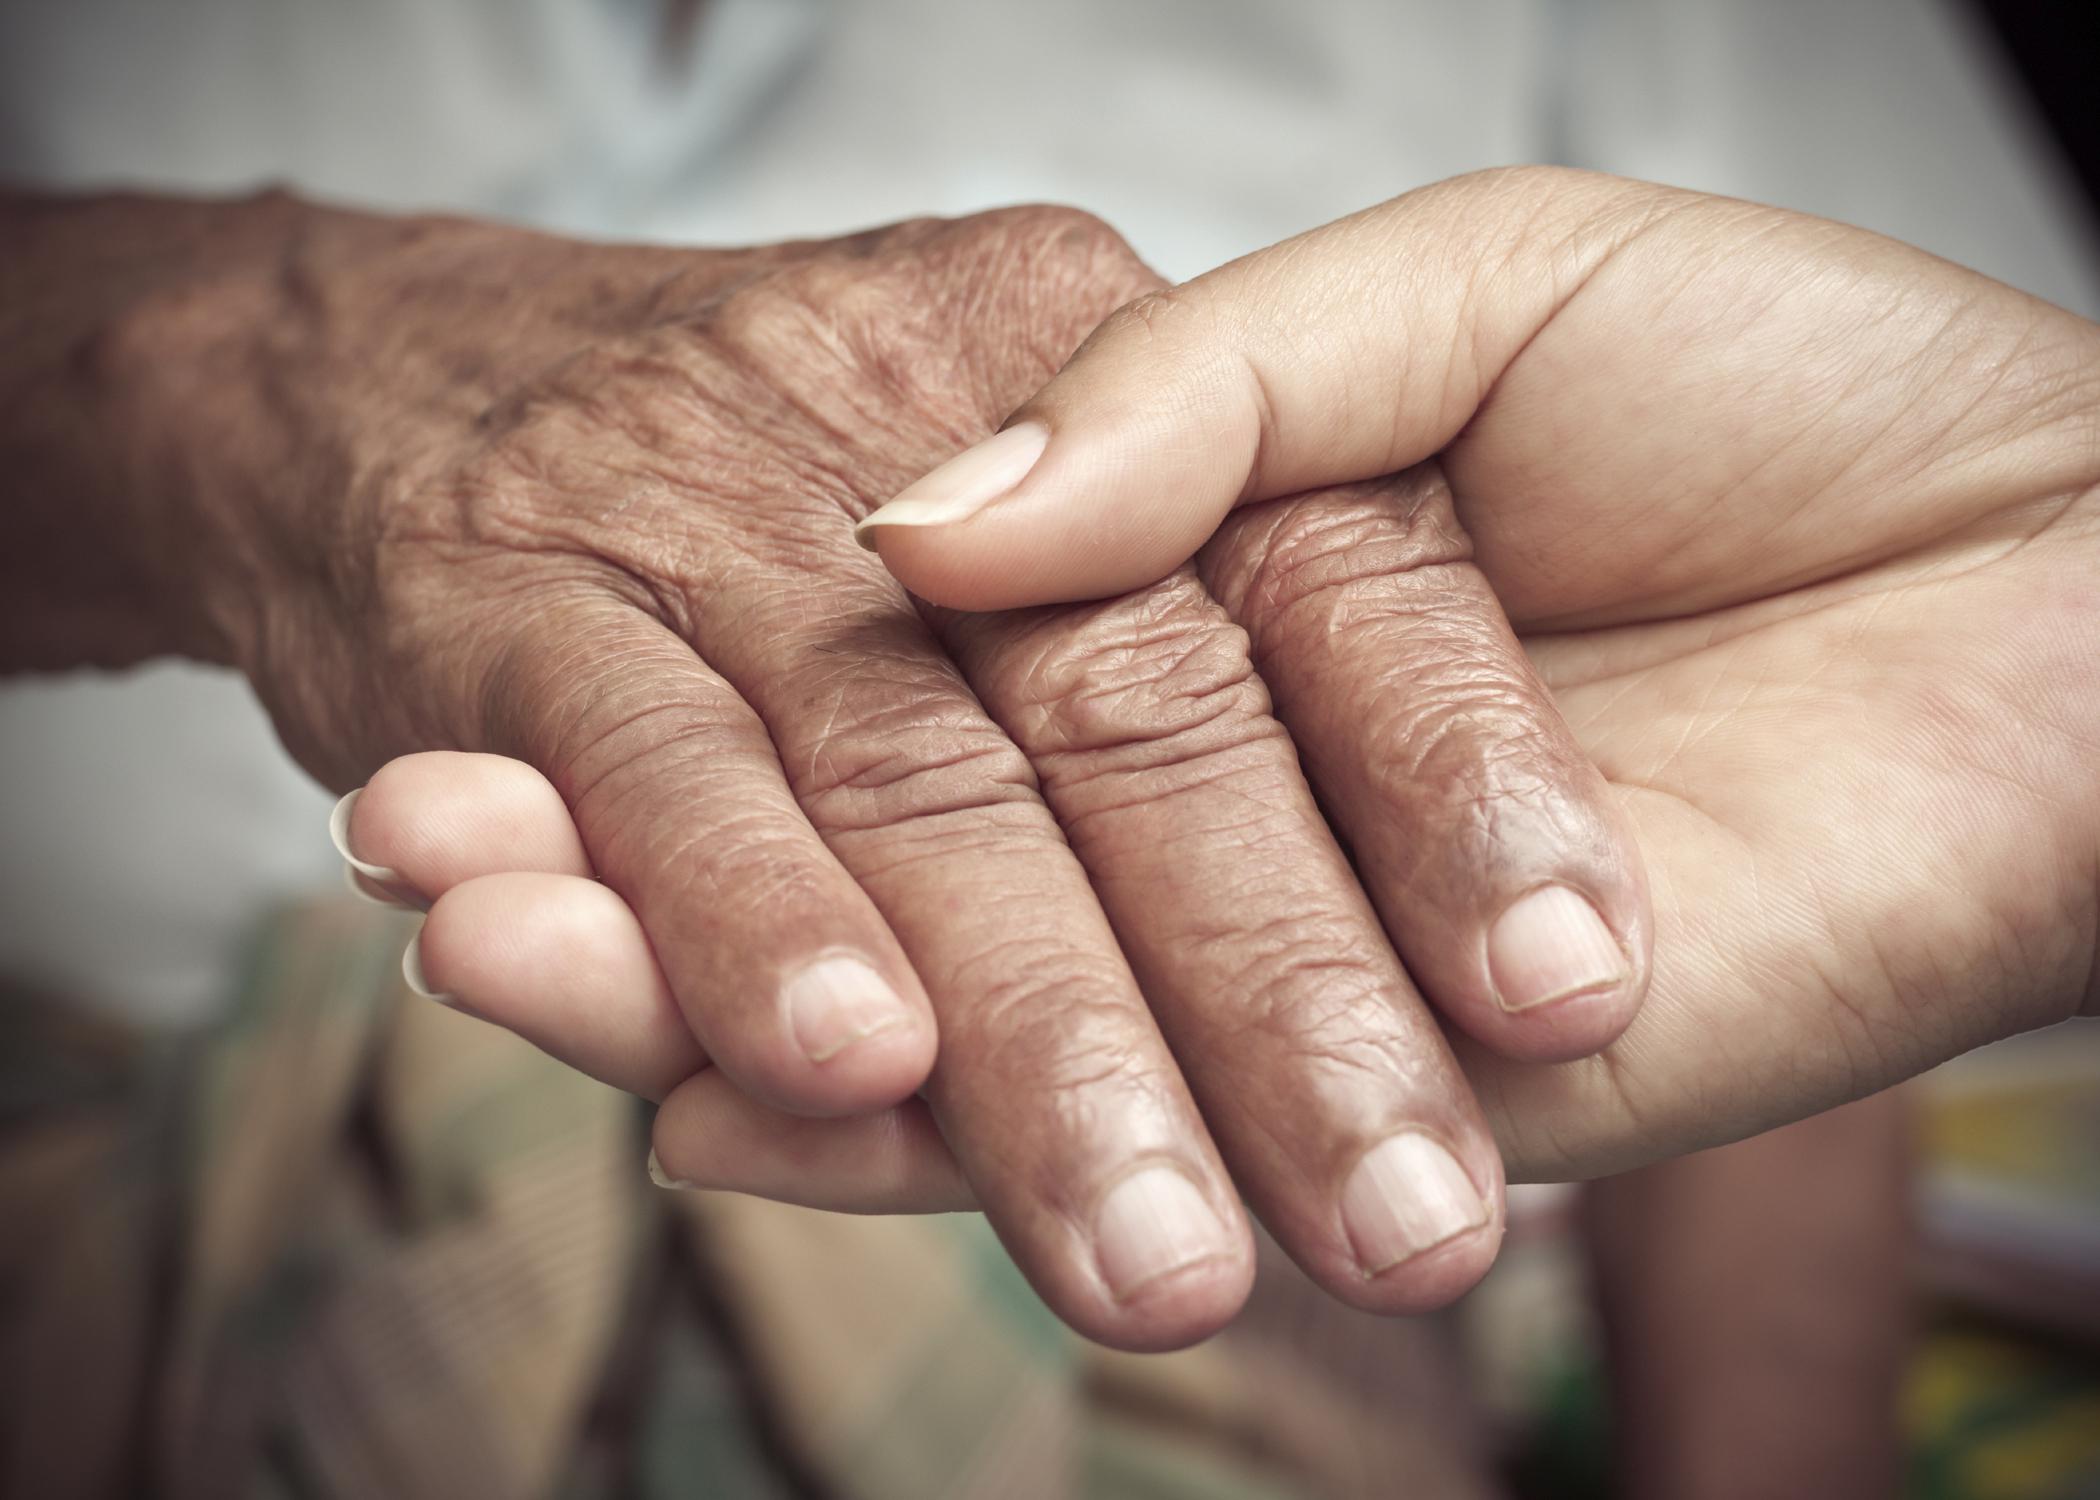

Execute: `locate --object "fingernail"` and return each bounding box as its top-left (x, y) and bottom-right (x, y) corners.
top-left (329, 788), bottom-right (403, 883)
top-left (1487, 885), bottom-right (1628, 1012)
top-left (853, 422), bottom-right (1050, 549)
top-left (343, 861), bottom-right (412, 909)
top-left (1342, 1133), bottom-right (1489, 1275)
top-left (400, 929), bottom-right (455, 1006)
top-left (645, 1149), bottom-right (690, 1190)
top-left (1094, 1165), bottom-right (1233, 1301)
top-left (782, 955), bottom-right (909, 1063)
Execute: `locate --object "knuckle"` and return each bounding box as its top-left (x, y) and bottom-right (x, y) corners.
top-left (615, 801), bottom-right (827, 926)
top-left (1210, 916), bottom-right (1396, 1031)
top-left (455, 347), bottom-right (821, 602)
top-left (1010, 202), bottom-right (1136, 261)
top-left (789, 662), bottom-right (1043, 834)
top-left (1363, 636), bottom-right (1549, 781)
top-left (1147, 907), bottom-right (1441, 1105)
top-left (694, 232), bottom-right (1060, 490)
top-left (518, 648), bottom-right (766, 822)
top-left (705, 254), bottom-right (913, 363)
top-left (1204, 465), bottom-right (1472, 623)
top-left (944, 946), bottom-right (1177, 1105)
top-left (803, 726), bottom-right (1042, 835)
top-left (477, 333), bottom-right (730, 475)
top-left (565, 704), bottom-right (767, 844)
top-left (941, 204), bottom-right (1164, 401)
top-left (1358, 669), bottom-right (1580, 853)
top-left (686, 817), bottom-right (839, 913)
top-left (992, 576), bottom-right (1286, 787)
top-left (666, 285), bottom-right (914, 499)
top-left (970, 203), bottom-right (1154, 297)
top-left (1197, 463), bottom-right (1603, 860)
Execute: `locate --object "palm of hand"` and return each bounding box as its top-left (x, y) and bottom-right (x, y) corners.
top-left (1441, 216), bottom-right (2100, 1174)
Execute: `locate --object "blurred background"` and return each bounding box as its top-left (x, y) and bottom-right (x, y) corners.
top-left (1, 2), bottom-right (2095, 1497)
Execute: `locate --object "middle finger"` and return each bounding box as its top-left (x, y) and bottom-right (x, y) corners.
top-left (938, 568), bottom-right (1506, 1315)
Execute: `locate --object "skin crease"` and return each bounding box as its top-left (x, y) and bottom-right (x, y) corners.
top-left (0, 189), bottom-right (1669, 1351)
top-left (365, 169), bottom-right (2099, 1205)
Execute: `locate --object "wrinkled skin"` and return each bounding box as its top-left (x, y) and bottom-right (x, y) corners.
top-left (83, 196), bottom-right (1655, 1351)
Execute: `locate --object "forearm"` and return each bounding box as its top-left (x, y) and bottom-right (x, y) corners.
top-left (1582, 1092), bottom-right (1913, 1500)
top-left (0, 188), bottom-right (310, 669)
top-left (0, 184), bottom-right (728, 680)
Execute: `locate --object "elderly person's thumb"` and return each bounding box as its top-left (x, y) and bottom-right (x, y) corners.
top-left (856, 167), bottom-right (1663, 610)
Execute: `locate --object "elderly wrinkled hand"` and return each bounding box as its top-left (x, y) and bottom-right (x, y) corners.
top-left (105, 198), bottom-right (1656, 1351)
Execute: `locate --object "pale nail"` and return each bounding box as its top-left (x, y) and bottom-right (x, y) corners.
top-left (329, 788), bottom-right (403, 883)
top-left (1487, 885), bottom-right (1628, 1012)
top-left (782, 955), bottom-right (909, 1063)
top-left (343, 862), bottom-right (412, 909)
top-left (1341, 1133), bottom-right (1489, 1275)
top-left (1094, 1165), bottom-right (1233, 1301)
top-left (400, 929), bottom-right (454, 1006)
top-left (645, 1149), bottom-right (689, 1190)
top-left (853, 422), bottom-right (1050, 548)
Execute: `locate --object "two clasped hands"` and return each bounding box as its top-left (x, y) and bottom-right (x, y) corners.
top-left (283, 168), bottom-right (2099, 1351)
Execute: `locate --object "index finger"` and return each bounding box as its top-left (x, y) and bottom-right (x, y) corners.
top-left (491, 598), bottom-right (941, 1118)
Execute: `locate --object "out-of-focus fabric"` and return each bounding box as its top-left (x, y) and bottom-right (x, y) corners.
top-left (0, 898), bottom-right (1498, 1500)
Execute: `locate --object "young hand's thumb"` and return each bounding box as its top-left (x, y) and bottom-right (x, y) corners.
top-left (857, 168), bottom-right (1667, 609)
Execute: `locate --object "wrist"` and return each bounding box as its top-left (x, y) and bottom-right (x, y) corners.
top-left (0, 188), bottom-right (356, 670)
top-left (0, 188), bottom-right (509, 677)
top-left (83, 195), bottom-right (669, 680)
